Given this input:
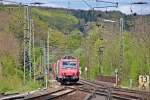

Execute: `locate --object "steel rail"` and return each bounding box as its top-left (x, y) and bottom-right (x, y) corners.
top-left (24, 87), bottom-right (76, 100)
top-left (79, 79), bottom-right (150, 100)
top-left (0, 93), bottom-right (28, 100)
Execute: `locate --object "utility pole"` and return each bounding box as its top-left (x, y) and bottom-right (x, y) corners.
top-left (96, 18), bottom-right (104, 74)
top-left (40, 40), bottom-right (44, 74)
top-left (43, 29), bottom-right (50, 88)
top-left (43, 40), bottom-right (48, 88)
top-left (32, 19), bottom-right (36, 82)
top-left (43, 42), bottom-right (46, 87)
top-left (24, 5), bottom-right (29, 84)
top-left (23, 5), bottom-right (32, 84)
top-left (119, 18), bottom-right (124, 74)
top-left (29, 6), bottom-right (32, 80)
top-left (46, 29), bottom-right (50, 87)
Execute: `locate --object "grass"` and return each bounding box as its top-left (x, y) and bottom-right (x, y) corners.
top-left (0, 56), bottom-right (42, 93)
top-left (0, 77), bottom-right (42, 93)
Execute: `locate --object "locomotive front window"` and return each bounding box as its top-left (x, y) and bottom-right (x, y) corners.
top-left (62, 61), bottom-right (76, 68)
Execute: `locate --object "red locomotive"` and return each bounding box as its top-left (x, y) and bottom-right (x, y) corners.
top-left (53, 56), bottom-right (80, 84)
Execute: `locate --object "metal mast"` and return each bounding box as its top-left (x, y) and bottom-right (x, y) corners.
top-left (43, 40), bottom-right (48, 88)
top-left (32, 19), bottom-right (36, 82)
top-left (46, 29), bottom-right (50, 88)
top-left (43, 29), bottom-right (50, 88)
top-left (29, 5), bottom-right (32, 80)
top-left (119, 18), bottom-right (124, 72)
top-left (43, 42), bottom-right (47, 88)
top-left (47, 29), bottom-right (50, 83)
top-left (96, 20), bottom-right (104, 74)
top-left (23, 5), bottom-right (32, 83)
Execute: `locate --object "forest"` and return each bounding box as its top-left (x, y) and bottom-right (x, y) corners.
top-left (0, 5), bottom-right (150, 92)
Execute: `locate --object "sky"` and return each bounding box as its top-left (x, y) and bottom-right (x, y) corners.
top-left (3, 0), bottom-right (150, 15)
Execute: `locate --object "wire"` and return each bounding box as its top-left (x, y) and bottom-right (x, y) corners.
top-left (1, 0), bottom-right (150, 11)
top-left (82, 0), bottom-right (93, 9)
top-left (93, 5), bottom-right (118, 9)
top-left (132, 2), bottom-right (149, 5)
top-left (30, 2), bottom-right (45, 5)
top-left (96, 0), bottom-right (118, 5)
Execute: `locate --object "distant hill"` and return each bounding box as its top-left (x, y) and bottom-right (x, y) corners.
top-left (0, 5), bottom-right (150, 91)
top-left (39, 7), bottom-right (150, 39)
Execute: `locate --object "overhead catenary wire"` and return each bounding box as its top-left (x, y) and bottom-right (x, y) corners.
top-left (82, 0), bottom-right (93, 9)
top-left (1, 0), bottom-right (150, 13)
top-left (96, 0), bottom-right (118, 5)
top-left (93, 5), bottom-right (118, 9)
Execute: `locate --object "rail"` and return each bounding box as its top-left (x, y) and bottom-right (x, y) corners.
top-left (79, 79), bottom-right (150, 100)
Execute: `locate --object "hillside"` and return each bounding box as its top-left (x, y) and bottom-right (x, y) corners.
top-left (0, 6), bottom-right (80, 92)
top-left (0, 5), bottom-right (150, 92)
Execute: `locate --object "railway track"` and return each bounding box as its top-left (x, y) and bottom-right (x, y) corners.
top-left (0, 87), bottom-right (77, 100)
top-left (79, 79), bottom-right (150, 100)
top-left (1, 79), bottom-right (150, 100)
top-left (24, 87), bottom-right (76, 100)
top-left (0, 93), bottom-right (28, 100)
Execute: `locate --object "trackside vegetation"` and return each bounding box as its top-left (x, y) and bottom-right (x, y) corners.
top-left (0, 5), bottom-right (150, 92)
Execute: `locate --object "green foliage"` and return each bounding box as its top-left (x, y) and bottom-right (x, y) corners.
top-left (73, 48), bottom-right (83, 56)
top-left (78, 23), bottom-right (150, 88)
top-left (47, 29), bottom-right (67, 60)
top-left (76, 23), bottom-right (104, 79)
top-left (0, 5), bottom-right (5, 11)
top-left (21, 81), bottom-right (42, 92)
top-left (0, 5), bottom-right (150, 92)
top-left (102, 37), bottom-right (120, 75)
top-left (67, 30), bottom-right (82, 50)
top-left (0, 56), bottom-right (23, 92)
top-left (32, 8), bottom-right (79, 33)
top-left (0, 76), bottom-right (22, 92)
top-left (0, 55), bottom-right (22, 77)
top-left (8, 8), bottom-right (24, 40)
top-left (49, 29), bottom-right (66, 48)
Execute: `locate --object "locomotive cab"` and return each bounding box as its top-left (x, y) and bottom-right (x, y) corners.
top-left (55, 56), bottom-right (80, 84)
